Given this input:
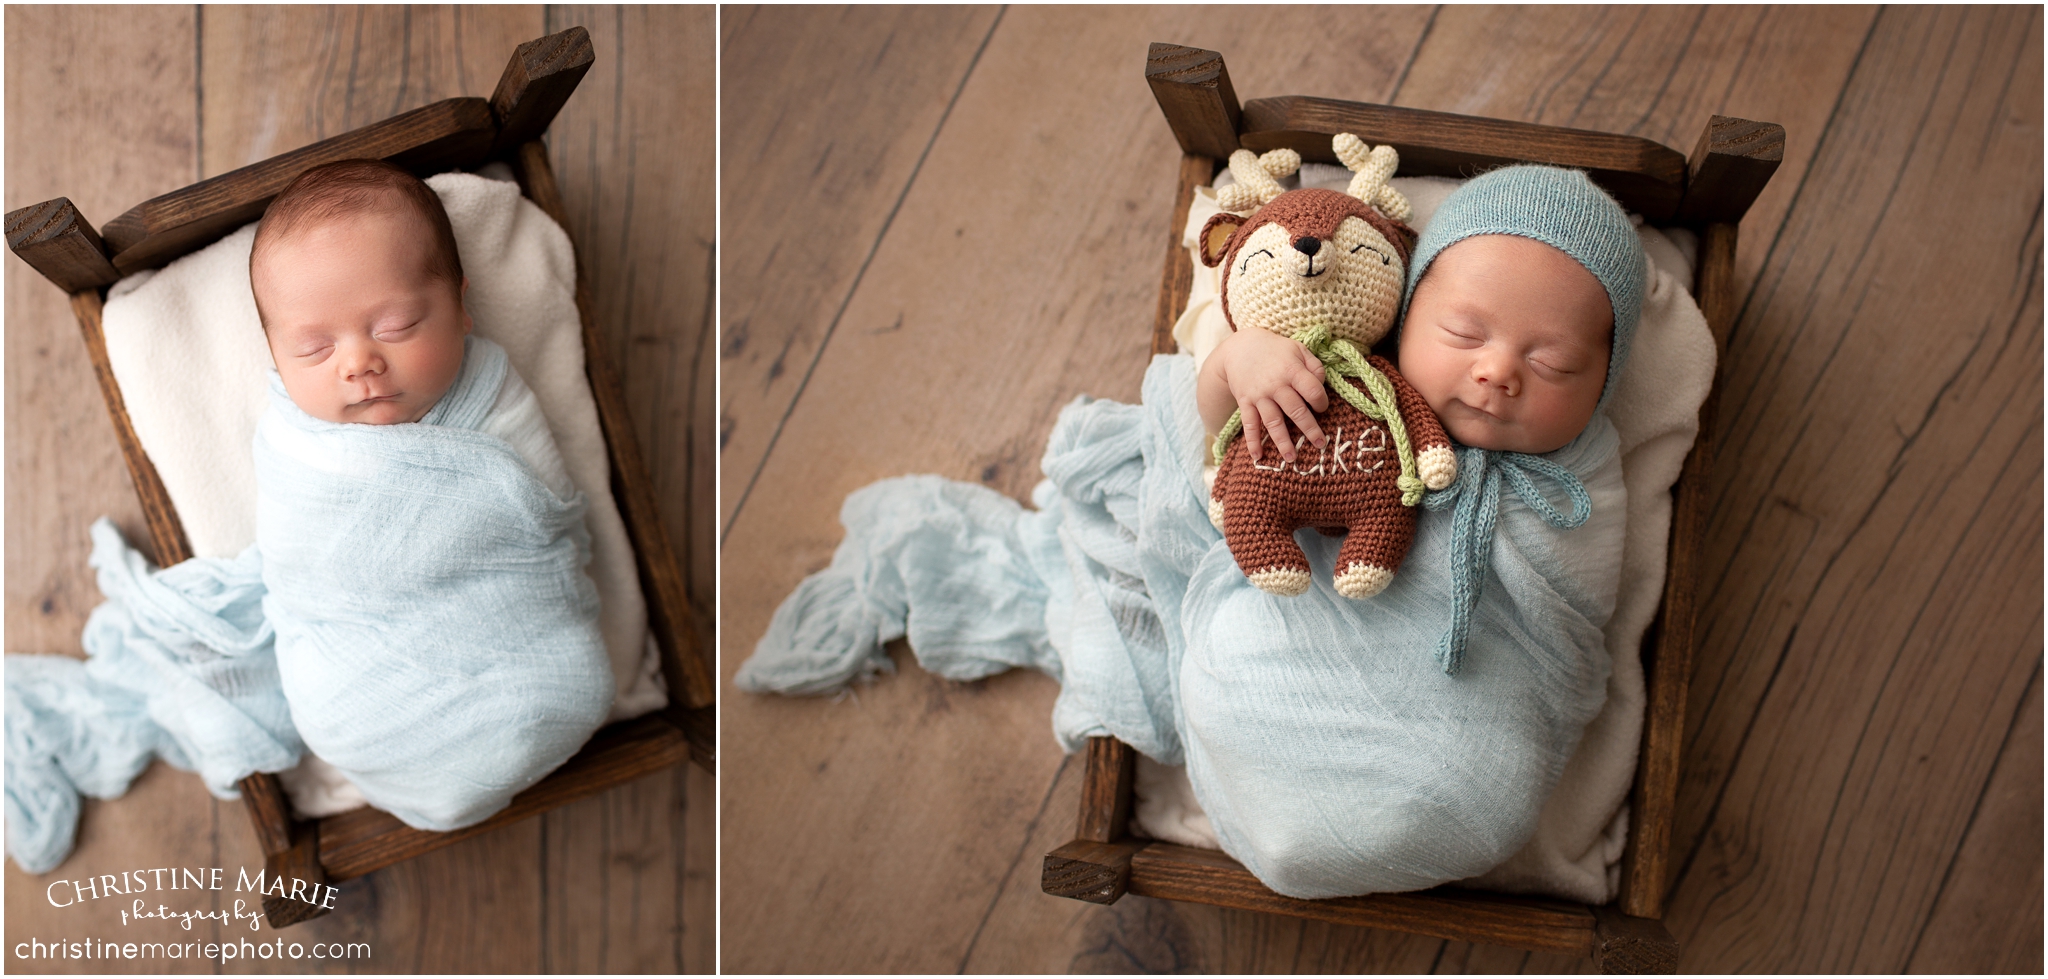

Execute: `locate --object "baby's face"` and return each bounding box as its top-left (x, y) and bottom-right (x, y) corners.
top-left (1397, 234), bottom-right (1611, 454)
top-left (253, 208), bottom-right (470, 425)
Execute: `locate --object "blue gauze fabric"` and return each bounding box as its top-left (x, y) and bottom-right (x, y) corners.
top-left (738, 354), bottom-right (1625, 898)
top-left (5, 336), bottom-right (614, 874)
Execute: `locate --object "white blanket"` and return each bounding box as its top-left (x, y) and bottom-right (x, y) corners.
top-left (91, 167), bottom-right (666, 817)
top-left (1145, 166), bottom-right (1711, 904)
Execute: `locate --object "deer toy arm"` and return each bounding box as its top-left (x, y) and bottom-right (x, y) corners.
top-left (1371, 355), bottom-right (1458, 491)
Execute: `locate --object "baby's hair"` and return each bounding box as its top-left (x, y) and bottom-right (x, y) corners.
top-left (250, 159), bottom-right (463, 324)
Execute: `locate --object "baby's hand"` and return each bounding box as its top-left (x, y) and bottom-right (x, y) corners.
top-left (1197, 328), bottom-right (1330, 463)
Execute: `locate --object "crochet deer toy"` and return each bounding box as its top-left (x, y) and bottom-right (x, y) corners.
top-left (1202, 135), bottom-right (1457, 599)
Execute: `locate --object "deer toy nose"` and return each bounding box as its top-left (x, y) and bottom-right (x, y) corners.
top-left (1293, 236), bottom-right (1321, 256)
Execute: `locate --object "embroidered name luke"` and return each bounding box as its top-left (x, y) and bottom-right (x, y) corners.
top-left (1250, 424), bottom-right (1388, 476)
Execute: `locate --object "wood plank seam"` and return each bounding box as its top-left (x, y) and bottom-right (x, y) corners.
top-left (719, 6), bottom-right (1006, 543)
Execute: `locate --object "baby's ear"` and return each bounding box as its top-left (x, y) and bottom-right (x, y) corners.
top-left (1199, 213), bottom-right (1243, 268)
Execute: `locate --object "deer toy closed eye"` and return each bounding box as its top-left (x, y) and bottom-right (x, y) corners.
top-left (1202, 135), bottom-right (1457, 599)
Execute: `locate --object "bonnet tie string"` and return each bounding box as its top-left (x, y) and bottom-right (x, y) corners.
top-left (1422, 446), bottom-right (1592, 674)
top-left (1212, 325), bottom-right (1424, 505)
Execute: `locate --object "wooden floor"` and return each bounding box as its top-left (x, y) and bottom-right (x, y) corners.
top-left (3, 6), bottom-right (714, 974)
top-left (720, 5), bottom-right (2041, 974)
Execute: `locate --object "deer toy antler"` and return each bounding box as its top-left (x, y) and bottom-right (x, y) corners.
top-left (1334, 134), bottom-right (1410, 223)
top-left (1216, 147), bottom-right (1302, 214)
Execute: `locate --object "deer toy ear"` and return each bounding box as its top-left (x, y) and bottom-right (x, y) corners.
top-left (1199, 212), bottom-right (1243, 267)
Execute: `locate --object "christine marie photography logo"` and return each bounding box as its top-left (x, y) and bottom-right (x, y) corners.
top-left (16, 864), bottom-right (370, 964)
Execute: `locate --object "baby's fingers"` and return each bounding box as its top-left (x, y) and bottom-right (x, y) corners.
top-left (1252, 398), bottom-right (1301, 463)
top-left (1291, 367), bottom-right (1330, 416)
top-left (1274, 388), bottom-right (1325, 449)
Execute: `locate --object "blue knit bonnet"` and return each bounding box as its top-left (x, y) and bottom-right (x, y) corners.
top-left (1401, 166), bottom-right (1648, 676)
top-left (1401, 165), bottom-right (1646, 409)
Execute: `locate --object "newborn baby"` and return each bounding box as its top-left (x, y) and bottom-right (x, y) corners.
top-left (1174, 165), bottom-right (1644, 897)
top-left (4, 161), bottom-right (615, 874)
top-left (239, 160), bottom-right (614, 829)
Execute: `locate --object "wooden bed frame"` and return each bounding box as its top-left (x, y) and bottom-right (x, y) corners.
top-left (1039, 43), bottom-right (1784, 974)
top-left (4, 28), bottom-right (714, 928)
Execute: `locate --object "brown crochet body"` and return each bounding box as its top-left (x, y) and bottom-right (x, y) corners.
top-left (1212, 354), bottom-right (1450, 585)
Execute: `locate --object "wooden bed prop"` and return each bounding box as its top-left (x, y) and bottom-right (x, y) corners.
top-left (4, 27), bottom-right (714, 929)
top-left (1040, 43), bottom-right (1784, 974)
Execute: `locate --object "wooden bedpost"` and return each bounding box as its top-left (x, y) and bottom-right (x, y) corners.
top-left (1674, 115), bottom-right (1785, 224)
top-left (1620, 115), bottom-right (1780, 923)
top-left (1146, 43), bottom-right (1242, 161)
top-left (490, 26), bottom-right (596, 159)
top-left (5, 198), bottom-right (121, 293)
top-left (239, 774), bottom-right (334, 926)
top-left (1042, 737), bottom-right (1144, 904)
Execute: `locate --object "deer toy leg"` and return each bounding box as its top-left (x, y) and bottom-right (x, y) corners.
top-left (1224, 497), bottom-right (1314, 596)
top-left (1332, 508), bottom-right (1416, 600)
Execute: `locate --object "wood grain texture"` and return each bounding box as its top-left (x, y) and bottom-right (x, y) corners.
top-left (5, 198), bottom-right (122, 292)
top-left (543, 5), bottom-right (718, 718)
top-left (1668, 5), bottom-right (2042, 971)
top-left (717, 3), bottom-right (1005, 533)
top-left (1238, 96), bottom-right (1688, 219)
top-left (1153, 153), bottom-right (1213, 356)
top-left (4, 6), bottom-right (712, 972)
top-left (1145, 42), bottom-right (1243, 160)
top-left (101, 96), bottom-right (498, 274)
top-left (1, 10), bottom-right (217, 971)
top-left (1392, 4), bottom-right (1879, 312)
top-left (1127, 844), bottom-right (1596, 955)
top-left (1674, 116), bottom-right (1785, 225)
top-left (1620, 220), bottom-right (1738, 919)
top-left (1075, 736), bottom-right (1137, 844)
top-left (489, 25), bottom-right (595, 156)
top-left (1903, 665), bottom-right (2043, 974)
top-left (68, 289), bottom-right (195, 568)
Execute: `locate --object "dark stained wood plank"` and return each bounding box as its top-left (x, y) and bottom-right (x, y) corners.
top-left (1075, 736), bottom-right (1136, 844)
top-left (543, 3), bottom-right (718, 713)
top-left (66, 290), bottom-right (194, 568)
top-left (1153, 153), bottom-right (1213, 355)
top-left (488, 25), bottom-right (595, 156)
top-left (1667, 5), bottom-right (2042, 971)
top-left (717, 4), bottom-right (1005, 532)
top-left (1145, 42), bottom-right (1243, 160)
top-left (1903, 663), bottom-right (2043, 975)
top-left (102, 97), bottom-right (498, 274)
top-left (1620, 220), bottom-right (1738, 919)
top-left (1238, 96), bottom-right (1688, 219)
top-left (1673, 116), bottom-right (1785, 224)
top-left (719, 7), bottom-right (1441, 973)
top-left (1127, 844), bottom-right (1597, 956)
top-left (5, 198), bottom-right (122, 292)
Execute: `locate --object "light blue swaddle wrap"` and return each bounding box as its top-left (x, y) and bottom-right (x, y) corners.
top-left (740, 354), bottom-right (1626, 898)
top-left (5, 336), bottom-right (614, 873)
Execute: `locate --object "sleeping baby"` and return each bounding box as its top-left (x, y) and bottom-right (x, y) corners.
top-left (1174, 164), bottom-right (1642, 897)
top-left (736, 160), bottom-right (1651, 903)
top-left (240, 159), bottom-right (615, 830)
top-left (6, 161), bottom-right (613, 873)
